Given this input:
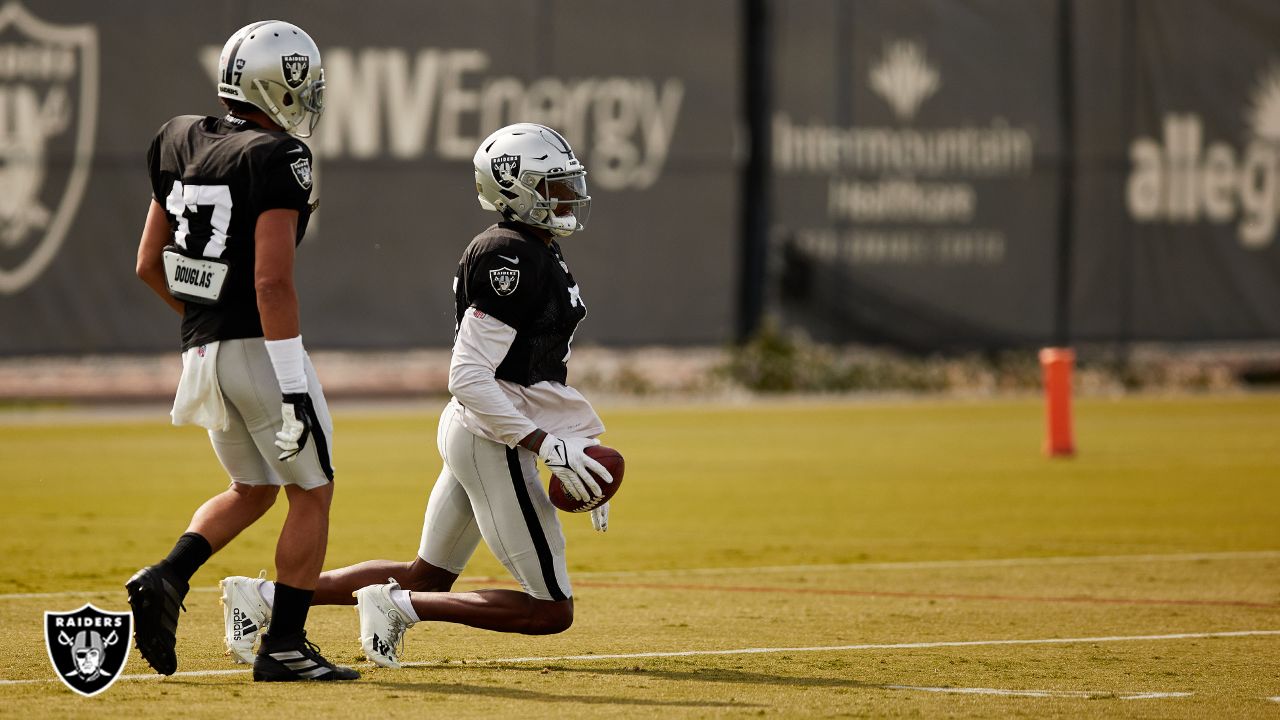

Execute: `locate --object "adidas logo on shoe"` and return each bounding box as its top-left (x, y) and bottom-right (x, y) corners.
top-left (232, 609), bottom-right (257, 641)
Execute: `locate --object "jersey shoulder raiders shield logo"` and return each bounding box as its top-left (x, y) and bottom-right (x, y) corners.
top-left (489, 266), bottom-right (519, 296)
top-left (290, 157), bottom-right (313, 189)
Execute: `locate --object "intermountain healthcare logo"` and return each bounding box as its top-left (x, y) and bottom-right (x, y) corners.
top-left (0, 2), bottom-right (97, 294)
top-left (773, 37), bottom-right (1033, 267)
top-left (1127, 62), bottom-right (1280, 249)
top-left (44, 604), bottom-right (132, 697)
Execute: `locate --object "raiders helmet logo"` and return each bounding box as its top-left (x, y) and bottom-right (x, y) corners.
top-left (491, 154), bottom-right (520, 188)
top-left (490, 267), bottom-right (520, 296)
top-left (290, 157), bottom-right (313, 189)
top-left (44, 604), bottom-right (132, 697)
top-left (281, 53), bottom-right (309, 89)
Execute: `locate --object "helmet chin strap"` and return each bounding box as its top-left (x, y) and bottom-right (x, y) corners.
top-left (252, 78), bottom-right (302, 135)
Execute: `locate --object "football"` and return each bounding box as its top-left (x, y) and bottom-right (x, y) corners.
top-left (548, 444), bottom-right (625, 512)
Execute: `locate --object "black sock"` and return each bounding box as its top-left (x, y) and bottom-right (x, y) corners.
top-left (269, 583), bottom-right (315, 641)
top-left (158, 532), bottom-right (212, 583)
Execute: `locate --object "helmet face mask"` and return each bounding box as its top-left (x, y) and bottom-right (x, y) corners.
top-left (217, 21), bottom-right (324, 137)
top-left (531, 171), bottom-right (591, 235)
top-left (474, 124), bottom-right (591, 237)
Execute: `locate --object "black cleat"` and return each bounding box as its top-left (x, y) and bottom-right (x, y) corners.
top-left (124, 564), bottom-right (188, 676)
top-left (252, 632), bottom-right (360, 682)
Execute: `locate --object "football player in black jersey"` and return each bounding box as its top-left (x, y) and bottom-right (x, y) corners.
top-left (127, 20), bottom-right (357, 682)
top-left (219, 124), bottom-right (612, 669)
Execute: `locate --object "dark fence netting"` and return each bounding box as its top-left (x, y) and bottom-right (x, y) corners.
top-left (3, 0), bottom-right (1278, 356)
top-left (771, 0), bottom-right (1280, 350)
top-left (0, 1), bottom-right (739, 355)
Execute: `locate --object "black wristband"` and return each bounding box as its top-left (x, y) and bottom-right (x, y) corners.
top-left (521, 429), bottom-right (547, 452)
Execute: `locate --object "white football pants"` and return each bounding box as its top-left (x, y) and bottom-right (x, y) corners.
top-left (418, 402), bottom-right (572, 601)
top-left (210, 337), bottom-right (334, 491)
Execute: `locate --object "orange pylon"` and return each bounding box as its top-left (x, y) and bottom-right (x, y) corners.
top-left (1039, 347), bottom-right (1076, 457)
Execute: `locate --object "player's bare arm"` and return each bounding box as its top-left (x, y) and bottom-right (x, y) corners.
top-left (135, 199), bottom-right (184, 315)
top-left (254, 208), bottom-right (300, 340)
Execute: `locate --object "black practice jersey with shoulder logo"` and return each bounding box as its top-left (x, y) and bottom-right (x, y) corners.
top-left (454, 222), bottom-right (588, 386)
top-left (147, 114), bottom-right (314, 350)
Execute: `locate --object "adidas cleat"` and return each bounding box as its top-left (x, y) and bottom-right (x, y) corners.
top-left (354, 579), bottom-right (415, 669)
top-left (125, 564), bottom-right (188, 676)
top-left (252, 632), bottom-right (359, 682)
top-left (219, 572), bottom-right (271, 664)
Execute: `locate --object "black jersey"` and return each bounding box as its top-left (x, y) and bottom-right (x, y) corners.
top-left (454, 222), bottom-right (588, 386)
top-left (147, 114), bottom-right (315, 350)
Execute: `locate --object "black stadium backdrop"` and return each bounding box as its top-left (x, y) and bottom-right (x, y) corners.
top-left (1, 0), bottom-right (1278, 355)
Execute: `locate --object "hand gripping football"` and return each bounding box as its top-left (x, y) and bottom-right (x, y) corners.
top-left (548, 444), bottom-right (624, 512)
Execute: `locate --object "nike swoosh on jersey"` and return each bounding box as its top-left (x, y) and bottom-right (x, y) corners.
top-left (498, 254), bottom-right (520, 264)
top-left (286, 146), bottom-right (306, 154)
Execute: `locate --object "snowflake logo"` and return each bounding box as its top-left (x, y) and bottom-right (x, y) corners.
top-left (1247, 63), bottom-right (1280, 143)
top-left (869, 40), bottom-right (940, 122)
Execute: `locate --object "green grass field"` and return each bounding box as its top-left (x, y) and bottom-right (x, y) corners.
top-left (1, 394), bottom-right (1278, 718)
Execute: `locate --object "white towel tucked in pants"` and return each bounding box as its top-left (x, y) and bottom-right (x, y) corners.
top-left (171, 342), bottom-right (228, 431)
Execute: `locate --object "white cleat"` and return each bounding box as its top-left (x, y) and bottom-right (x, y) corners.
top-left (219, 571), bottom-right (271, 664)
top-left (354, 578), bottom-right (414, 669)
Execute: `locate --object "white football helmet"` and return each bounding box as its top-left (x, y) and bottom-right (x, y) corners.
top-left (474, 123), bottom-right (591, 237)
top-left (216, 21), bottom-right (324, 137)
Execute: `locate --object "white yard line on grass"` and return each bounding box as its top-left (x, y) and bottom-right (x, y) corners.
top-left (571, 550), bottom-right (1280, 579)
top-left (6, 550), bottom-right (1278, 601)
top-left (425, 630), bottom-right (1280, 665)
top-left (0, 668), bottom-right (245, 685)
top-left (1, 630), bottom-right (1276, 688)
top-left (2, 630), bottom-right (1269, 686)
top-left (880, 685), bottom-right (1192, 700)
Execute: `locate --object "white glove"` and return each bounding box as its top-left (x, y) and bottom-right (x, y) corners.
top-left (538, 433), bottom-right (613, 503)
top-left (590, 502), bottom-right (610, 532)
top-left (275, 393), bottom-right (313, 462)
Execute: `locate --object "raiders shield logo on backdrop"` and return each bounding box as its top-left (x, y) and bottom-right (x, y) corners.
top-left (44, 604), bottom-right (132, 697)
top-left (490, 267), bottom-right (520, 296)
top-left (281, 53), bottom-right (309, 88)
top-left (0, 3), bottom-right (99, 295)
top-left (492, 154), bottom-right (520, 188)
